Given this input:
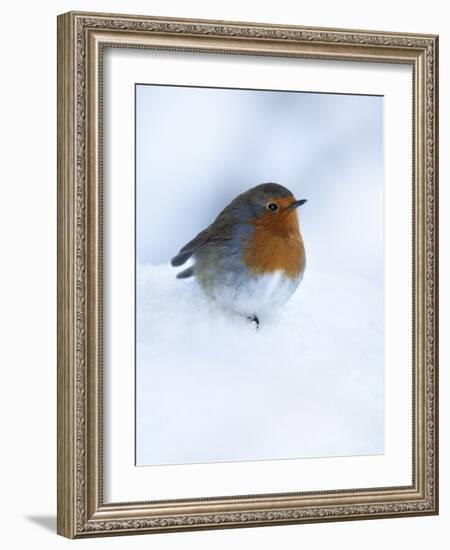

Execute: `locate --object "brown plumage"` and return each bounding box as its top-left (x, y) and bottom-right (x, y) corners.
top-left (243, 196), bottom-right (306, 278)
top-left (171, 183), bottom-right (307, 324)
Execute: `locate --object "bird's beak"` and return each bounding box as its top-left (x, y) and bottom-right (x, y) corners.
top-left (288, 199), bottom-right (307, 209)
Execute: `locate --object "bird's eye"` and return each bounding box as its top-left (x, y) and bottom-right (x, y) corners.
top-left (266, 202), bottom-right (279, 212)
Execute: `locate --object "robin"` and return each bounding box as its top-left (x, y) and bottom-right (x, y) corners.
top-left (171, 183), bottom-right (307, 327)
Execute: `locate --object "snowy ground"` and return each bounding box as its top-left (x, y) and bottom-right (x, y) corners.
top-left (135, 84), bottom-right (384, 466)
top-left (136, 262), bottom-right (384, 466)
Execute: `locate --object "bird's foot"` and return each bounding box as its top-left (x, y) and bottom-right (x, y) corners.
top-left (247, 315), bottom-right (260, 330)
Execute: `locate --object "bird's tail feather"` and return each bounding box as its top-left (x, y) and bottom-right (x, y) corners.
top-left (171, 249), bottom-right (194, 267)
top-left (176, 266), bottom-right (194, 279)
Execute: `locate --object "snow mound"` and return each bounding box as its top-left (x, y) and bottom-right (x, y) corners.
top-left (136, 263), bottom-right (384, 466)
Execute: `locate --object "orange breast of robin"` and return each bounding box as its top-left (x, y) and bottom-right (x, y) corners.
top-left (243, 197), bottom-right (306, 278)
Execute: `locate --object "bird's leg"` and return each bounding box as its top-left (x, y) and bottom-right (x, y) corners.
top-left (247, 314), bottom-right (260, 329)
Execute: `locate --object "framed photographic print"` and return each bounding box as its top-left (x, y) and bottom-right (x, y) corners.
top-left (57, 11), bottom-right (439, 538)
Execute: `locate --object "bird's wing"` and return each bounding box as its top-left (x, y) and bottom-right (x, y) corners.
top-left (170, 227), bottom-right (211, 267)
top-left (170, 207), bottom-right (237, 267)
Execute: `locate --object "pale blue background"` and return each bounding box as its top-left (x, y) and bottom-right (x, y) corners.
top-left (136, 84), bottom-right (384, 466)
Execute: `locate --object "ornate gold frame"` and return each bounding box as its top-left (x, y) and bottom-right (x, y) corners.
top-left (57, 11), bottom-right (439, 538)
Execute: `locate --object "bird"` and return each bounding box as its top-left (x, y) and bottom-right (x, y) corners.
top-left (171, 183), bottom-right (307, 327)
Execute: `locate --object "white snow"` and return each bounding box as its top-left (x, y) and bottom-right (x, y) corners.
top-left (135, 85), bottom-right (385, 466)
top-left (136, 262), bottom-right (384, 466)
